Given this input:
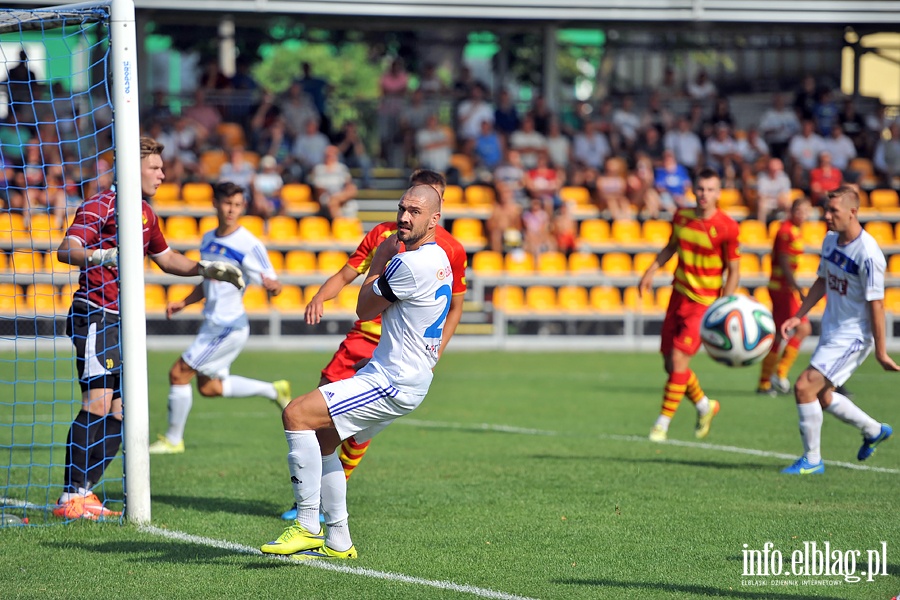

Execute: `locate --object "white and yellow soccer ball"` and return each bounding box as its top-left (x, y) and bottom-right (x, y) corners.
top-left (700, 294), bottom-right (776, 367)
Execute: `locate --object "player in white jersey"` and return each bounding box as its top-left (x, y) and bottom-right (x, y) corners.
top-left (149, 182), bottom-right (292, 455)
top-left (260, 184), bottom-right (449, 561)
top-left (780, 187), bottom-right (897, 475)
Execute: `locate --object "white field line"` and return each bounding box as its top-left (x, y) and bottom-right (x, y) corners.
top-left (139, 525), bottom-right (540, 600)
top-left (399, 418), bottom-right (900, 474)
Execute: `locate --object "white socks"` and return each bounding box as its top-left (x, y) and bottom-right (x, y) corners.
top-left (165, 384), bottom-right (193, 444)
top-left (826, 392), bottom-right (882, 439)
top-left (797, 402), bottom-right (823, 464)
top-left (320, 451), bottom-right (352, 551)
top-left (222, 376), bottom-right (276, 400)
top-left (285, 429), bottom-right (322, 534)
top-left (694, 396), bottom-right (710, 415)
top-left (654, 415), bottom-right (672, 430)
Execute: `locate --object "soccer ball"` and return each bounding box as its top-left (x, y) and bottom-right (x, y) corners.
top-left (700, 294), bottom-right (776, 367)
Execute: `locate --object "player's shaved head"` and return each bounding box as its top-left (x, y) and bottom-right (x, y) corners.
top-left (827, 186), bottom-right (860, 210)
top-left (397, 184), bottom-right (441, 249)
top-left (406, 183), bottom-right (442, 214)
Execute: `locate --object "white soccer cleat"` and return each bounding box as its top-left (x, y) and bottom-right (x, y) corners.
top-left (770, 375), bottom-right (791, 394)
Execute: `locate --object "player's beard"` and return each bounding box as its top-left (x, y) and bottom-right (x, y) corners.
top-left (397, 221), bottom-right (428, 247)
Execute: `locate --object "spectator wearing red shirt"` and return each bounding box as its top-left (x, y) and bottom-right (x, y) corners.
top-left (809, 151), bottom-right (843, 206)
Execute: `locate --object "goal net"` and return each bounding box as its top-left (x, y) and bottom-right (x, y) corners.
top-left (0, 0), bottom-right (147, 526)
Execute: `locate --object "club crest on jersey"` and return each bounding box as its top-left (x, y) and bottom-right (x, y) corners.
top-left (708, 226), bottom-right (717, 238)
top-left (142, 214), bottom-right (148, 225)
top-left (436, 266), bottom-right (451, 280)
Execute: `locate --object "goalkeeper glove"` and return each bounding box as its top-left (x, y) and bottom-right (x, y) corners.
top-left (198, 260), bottom-right (245, 290)
top-left (89, 247), bottom-right (118, 267)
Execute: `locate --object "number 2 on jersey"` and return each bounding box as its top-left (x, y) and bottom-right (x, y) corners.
top-left (424, 284), bottom-right (452, 338)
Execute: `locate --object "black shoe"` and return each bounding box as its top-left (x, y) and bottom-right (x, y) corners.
top-left (835, 384), bottom-right (853, 399)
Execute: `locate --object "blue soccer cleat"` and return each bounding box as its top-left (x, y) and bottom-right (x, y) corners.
top-left (781, 456), bottom-right (825, 475)
top-left (280, 503), bottom-right (325, 524)
top-left (858, 424), bottom-right (892, 461)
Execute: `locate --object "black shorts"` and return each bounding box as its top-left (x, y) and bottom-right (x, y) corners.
top-left (67, 299), bottom-right (121, 396)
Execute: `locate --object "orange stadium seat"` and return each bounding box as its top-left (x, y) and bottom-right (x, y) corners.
top-left (536, 251), bottom-right (567, 274)
top-left (568, 251), bottom-right (600, 273)
top-left (753, 286), bottom-right (772, 309)
top-left (589, 286), bottom-right (621, 312)
top-left (271, 285), bottom-right (303, 313)
top-left (29, 213), bottom-right (62, 246)
top-left (317, 250), bottom-right (349, 274)
top-left (471, 250), bottom-right (504, 274)
top-left (0, 283), bottom-right (18, 314)
top-left (632, 252), bottom-right (657, 276)
top-left (864, 221), bottom-right (894, 246)
top-left (56, 284), bottom-right (74, 313)
top-left (267, 250), bottom-right (285, 272)
top-left (450, 153), bottom-right (474, 182)
top-left (240, 215), bottom-right (266, 239)
top-left (267, 216), bottom-right (299, 243)
top-left (183, 249), bottom-right (201, 263)
top-left (600, 252), bottom-right (632, 276)
top-left (242, 287), bottom-right (270, 313)
top-left (164, 216), bottom-right (199, 242)
top-left (337, 285), bottom-right (362, 312)
top-left (181, 182), bottom-right (214, 207)
top-left (739, 253), bottom-right (761, 276)
top-left (850, 157), bottom-right (878, 189)
top-left (642, 220), bottom-right (672, 246)
top-left (442, 185), bottom-right (464, 206)
top-left (492, 285), bottom-right (525, 312)
top-left (303, 284), bottom-right (338, 312)
top-left (199, 150), bottom-right (228, 180)
top-left (884, 288), bottom-right (900, 314)
top-left (760, 253), bottom-right (771, 276)
top-left (281, 183), bottom-right (317, 212)
top-left (451, 218), bottom-right (487, 245)
top-left (557, 285), bottom-right (589, 312)
top-left (739, 220), bottom-right (769, 247)
top-left (504, 251), bottom-right (534, 273)
top-left (525, 285), bottom-right (557, 312)
top-left (167, 284), bottom-right (202, 313)
top-left (332, 218), bottom-right (364, 243)
top-left (800, 221), bottom-right (827, 248)
top-left (198, 215), bottom-right (219, 236)
top-left (10, 251), bottom-right (43, 274)
top-left (623, 286), bottom-right (654, 311)
top-left (578, 219), bottom-right (610, 245)
top-left (216, 122), bottom-right (246, 149)
top-left (559, 186), bottom-right (592, 206)
top-left (796, 254), bottom-right (820, 276)
top-left (298, 216), bottom-right (331, 242)
top-left (285, 250), bottom-right (316, 274)
top-left (0, 212), bottom-right (26, 245)
top-left (30, 283), bottom-right (57, 315)
top-left (718, 188), bottom-right (743, 208)
top-left (869, 189), bottom-right (899, 211)
top-left (654, 286), bottom-right (672, 310)
top-left (464, 185), bottom-right (496, 207)
top-left (611, 220), bottom-right (641, 244)
top-left (145, 284), bottom-right (167, 312)
top-left (154, 182), bottom-right (181, 206)
top-left (0, 253), bottom-right (8, 273)
top-left (889, 253), bottom-right (900, 275)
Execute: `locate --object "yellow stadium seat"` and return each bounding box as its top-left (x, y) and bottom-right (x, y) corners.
top-left (181, 182), bottom-right (214, 207)
top-left (504, 251), bottom-right (534, 273)
top-left (850, 157), bottom-right (878, 189)
top-left (243, 287), bottom-right (269, 313)
top-left (337, 285), bottom-right (362, 312)
top-left (443, 185), bottom-right (464, 205)
top-left (10, 251), bottom-right (43, 273)
top-left (739, 220), bottom-right (769, 247)
top-left (30, 283), bottom-right (57, 315)
top-left (589, 286), bottom-right (621, 312)
top-left (884, 287), bottom-right (900, 313)
top-left (281, 183), bottom-right (317, 212)
top-left (536, 251), bottom-right (566, 274)
top-left (464, 185), bottom-right (496, 207)
top-left (768, 220), bottom-right (781, 241)
top-left (525, 285), bottom-right (557, 312)
top-left (600, 252), bottom-right (632, 276)
top-left (145, 284), bottom-right (167, 312)
top-left (332, 218), bottom-right (364, 243)
top-left (0, 283), bottom-right (19, 314)
top-left (753, 286), bottom-right (772, 309)
top-left (796, 254), bottom-right (820, 276)
top-left (718, 188), bottom-right (743, 208)
top-left (14, 290), bottom-right (34, 315)
top-left (870, 189), bottom-right (899, 211)
top-left (611, 220), bottom-right (641, 245)
top-left (623, 286), bottom-right (654, 311)
top-left (167, 283), bottom-right (202, 313)
top-left (240, 215), bottom-right (266, 239)
top-left (198, 215), bottom-right (219, 236)
top-left (632, 252), bottom-right (657, 275)
top-left (299, 216), bottom-right (331, 242)
top-left (760, 253), bottom-right (771, 276)
top-left (164, 216), bottom-right (199, 242)
top-left (267, 216), bottom-right (299, 243)
top-left (865, 221), bottom-right (894, 246)
top-left (800, 221), bottom-right (827, 248)
top-left (493, 285), bottom-right (525, 312)
top-left (303, 284), bottom-right (338, 312)
top-left (642, 220), bottom-right (672, 246)
top-left (56, 284), bottom-right (74, 313)
top-left (889, 253), bottom-right (900, 275)
top-left (568, 251), bottom-right (600, 273)
top-left (451, 218), bottom-right (487, 245)
top-left (317, 250), bottom-right (349, 274)
top-left (285, 250), bottom-right (316, 274)
top-left (559, 186), bottom-right (592, 206)
top-left (471, 250), bottom-right (504, 274)
top-left (183, 249), bottom-right (201, 262)
top-left (0, 253), bottom-right (7, 273)
top-left (29, 213), bottom-right (62, 246)
top-left (558, 285), bottom-right (589, 312)
top-left (216, 122), bottom-right (246, 148)
top-left (271, 285), bottom-right (303, 312)
top-left (154, 182), bottom-right (181, 206)
top-left (654, 286), bottom-right (672, 310)
top-left (790, 188), bottom-right (806, 203)
top-left (199, 150), bottom-right (228, 180)
top-left (267, 250), bottom-right (285, 272)
top-left (578, 219), bottom-right (610, 245)
top-left (0, 212), bottom-right (26, 245)
top-left (740, 253), bottom-right (761, 275)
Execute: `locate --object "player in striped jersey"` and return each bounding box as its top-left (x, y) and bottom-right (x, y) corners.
top-left (638, 168), bottom-right (741, 442)
top-left (756, 197), bottom-right (812, 396)
top-left (148, 182), bottom-right (291, 455)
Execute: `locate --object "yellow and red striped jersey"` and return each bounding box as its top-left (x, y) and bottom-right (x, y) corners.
top-left (768, 220), bottom-right (803, 292)
top-left (670, 207), bottom-right (740, 305)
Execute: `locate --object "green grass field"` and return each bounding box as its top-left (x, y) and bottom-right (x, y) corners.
top-left (1, 350), bottom-right (898, 599)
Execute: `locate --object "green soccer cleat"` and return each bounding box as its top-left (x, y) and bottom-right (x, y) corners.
top-left (261, 521), bottom-right (325, 555)
top-left (695, 399), bottom-right (720, 439)
top-left (273, 380), bottom-right (292, 411)
top-left (148, 435), bottom-right (184, 455)
top-left (290, 544), bottom-right (358, 561)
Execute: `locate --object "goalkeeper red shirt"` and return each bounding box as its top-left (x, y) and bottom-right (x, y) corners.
top-left (64, 189), bottom-right (169, 313)
top-left (346, 222), bottom-right (467, 343)
top-left (670, 207), bottom-right (740, 306)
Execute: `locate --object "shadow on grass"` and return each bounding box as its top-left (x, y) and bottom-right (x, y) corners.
top-left (554, 578), bottom-right (849, 599)
top-left (528, 454), bottom-right (774, 471)
top-left (43, 539), bottom-right (284, 568)
top-left (151, 494), bottom-right (283, 518)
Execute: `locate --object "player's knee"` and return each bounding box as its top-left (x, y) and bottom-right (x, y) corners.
top-left (169, 360), bottom-right (194, 385)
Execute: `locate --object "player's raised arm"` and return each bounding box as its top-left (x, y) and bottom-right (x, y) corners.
top-left (306, 265), bottom-right (359, 325)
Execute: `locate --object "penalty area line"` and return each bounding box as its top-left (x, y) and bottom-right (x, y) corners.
top-left (140, 525), bottom-right (540, 600)
top-left (399, 419), bottom-right (900, 475)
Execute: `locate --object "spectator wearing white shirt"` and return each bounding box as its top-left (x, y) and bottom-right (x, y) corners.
top-left (664, 116), bottom-right (703, 174)
top-left (612, 95), bottom-right (641, 151)
top-left (758, 93), bottom-right (800, 160)
top-left (823, 124), bottom-right (857, 174)
top-left (545, 117), bottom-right (571, 173)
top-left (787, 119), bottom-right (826, 187)
top-left (509, 114), bottom-right (547, 170)
top-left (415, 113), bottom-right (453, 174)
top-left (686, 70), bottom-right (717, 101)
top-left (572, 119), bottom-right (611, 173)
top-left (873, 122), bottom-right (900, 186)
top-left (457, 83), bottom-right (494, 142)
top-left (292, 118), bottom-right (330, 178)
top-left (705, 123), bottom-right (740, 186)
top-left (755, 157), bottom-right (793, 223)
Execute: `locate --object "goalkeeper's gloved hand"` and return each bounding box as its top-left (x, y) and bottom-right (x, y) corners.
top-left (89, 247), bottom-right (118, 267)
top-left (198, 260), bottom-right (245, 290)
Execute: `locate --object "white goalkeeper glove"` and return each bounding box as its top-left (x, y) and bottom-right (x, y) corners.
top-left (89, 247), bottom-right (118, 267)
top-left (198, 260), bottom-right (245, 290)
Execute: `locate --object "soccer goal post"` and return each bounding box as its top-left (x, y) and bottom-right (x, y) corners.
top-left (0, 0), bottom-right (149, 525)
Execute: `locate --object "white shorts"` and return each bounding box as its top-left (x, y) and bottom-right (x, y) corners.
top-left (320, 366), bottom-right (425, 442)
top-left (182, 321), bottom-right (249, 379)
top-left (809, 337), bottom-right (873, 387)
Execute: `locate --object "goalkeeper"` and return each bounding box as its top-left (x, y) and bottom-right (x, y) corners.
top-left (53, 136), bottom-right (244, 520)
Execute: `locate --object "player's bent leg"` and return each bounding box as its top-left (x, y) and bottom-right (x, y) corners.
top-left (858, 424), bottom-right (893, 461)
top-left (339, 436), bottom-right (371, 480)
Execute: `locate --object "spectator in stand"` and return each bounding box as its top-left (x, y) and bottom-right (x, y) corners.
top-left (249, 90), bottom-right (281, 149)
top-left (612, 95), bottom-right (641, 152)
top-left (838, 98), bottom-right (868, 156)
top-left (530, 95), bottom-right (553, 135)
top-left (280, 81), bottom-right (320, 139)
top-left (664, 115), bottom-right (704, 175)
top-left (642, 91), bottom-right (674, 135)
top-left (183, 89), bottom-right (222, 146)
top-left (0, 111), bottom-right (31, 164)
top-left (686, 69), bottom-right (717, 101)
top-left (311, 145), bottom-right (358, 220)
top-left (595, 156), bottom-right (632, 220)
top-left (452, 65), bottom-right (475, 105)
top-left (873, 122), bottom-right (900, 186)
top-left (545, 117), bottom-right (571, 175)
top-left (474, 119), bottom-right (504, 175)
top-left (457, 82), bottom-right (494, 144)
top-left (755, 157), bottom-right (793, 223)
top-left (793, 75), bottom-right (818, 121)
top-left (525, 152), bottom-right (564, 212)
top-left (493, 148), bottom-right (528, 206)
top-left (417, 62), bottom-right (446, 106)
top-left (334, 120), bottom-right (372, 189)
top-left (142, 90), bottom-right (174, 128)
top-left (788, 119), bottom-right (826, 188)
top-left (595, 98), bottom-right (622, 154)
top-left (509, 114), bottom-right (547, 170)
top-left (254, 115), bottom-right (295, 177)
top-left (759, 93), bottom-right (801, 161)
top-left (251, 155), bottom-right (284, 218)
top-left (654, 149), bottom-right (692, 214)
top-left (218, 146), bottom-right (257, 201)
top-left (658, 65), bottom-right (682, 99)
top-left (689, 102), bottom-right (709, 141)
top-left (493, 88), bottom-right (520, 140)
top-left (572, 119), bottom-right (611, 178)
top-left (634, 126), bottom-right (666, 166)
top-left (552, 200), bottom-right (578, 256)
top-left (705, 122), bottom-right (740, 187)
top-left (298, 62), bottom-right (331, 136)
top-left (629, 153), bottom-right (662, 218)
top-left (486, 182), bottom-right (524, 253)
top-left (813, 88), bottom-right (840, 137)
top-left (823, 124), bottom-right (857, 176)
top-left (292, 118), bottom-right (330, 180)
top-left (415, 113), bottom-right (453, 174)
top-left (522, 195), bottom-right (555, 257)
top-left (736, 127), bottom-right (770, 191)
top-left (809, 151), bottom-right (843, 206)
top-left (401, 88), bottom-right (433, 167)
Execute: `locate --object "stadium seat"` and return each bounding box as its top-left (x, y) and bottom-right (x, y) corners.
top-left (0, 212), bottom-right (26, 245)
top-left (471, 250), bottom-right (504, 274)
top-left (632, 252), bottom-right (657, 276)
top-left (442, 185), bottom-right (464, 206)
top-left (889, 253), bottom-right (900, 275)
top-left (199, 150), bottom-right (228, 180)
top-left (504, 251), bottom-right (534, 273)
top-left (154, 182), bottom-right (181, 206)
top-left (449, 153), bottom-right (474, 182)
top-left (642, 220), bottom-right (672, 246)
top-left (536, 251), bottom-right (567, 274)
top-left (864, 221), bottom-right (894, 246)
top-left (559, 186), bottom-right (592, 206)
top-left (884, 287), bottom-right (900, 314)
top-left (600, 252), bottom-right (632, 276)
top-left (578, 219), bottom-right (610, 245)
top-left (303, 285), bottom-right (338, 312)
top-left (30, 283), bottom-right (57, 316)
top-left (451, 218), bottom-right (487, 245)
top-left (216, 122), bottom-right (246, 149)
top-left (337, 285), bottom-right (362, 312)
top-left (525, 285), bottom-right (557, 312)
top-left (790, 188), bottom-right (806, 203)
top-left (317, 250), bottom-right (349, 274)
top-left (768, 220), bottom-right (781, 241)
top-left (240, 215), bottom-right (266, 239)
top-left (267, 215), bottom-right (299, 243)
top-left (198, 215), bottom-right (219, 236)
top-left (589, 286), bottom-right (621, 312)
top-left (760, 253), bottom-right (771, 276)
top-left (10, 251), bottom-right (43, 273)
top-left (271, 285), bottom-right (303, 312)
top-left (164, 216), bottom-right (199, 242)
top-left (281, 183), bottom-right (317, 213)
top-left (0, 253), bottom-right (8, 273)
top-left (56, 284), bottom-right (74, 313)
top-left (181, 182), bottom-right (214, 207)
top-left (243, 287), bottom-right (269, 313)
top-left (298, 216), bottom-right (331, 242)
top-left (849, 157), bottom-right (878, 189)
top-left (183, 249), bottom-right (201, 262)
top-left (285, 250), bottom-right (316, 274)
top-left (739, 253), bottom-right (761, 276)
top-left (654, 286), bottom-right (672, 310)
top-left (557, 285), bottom-right (589, 312)
top-left (332, 217), bottom-right (363, 243)
top-left (167, 284), bottom-right (202, 313)
top-left (0, 283), bottom-right (19, 314)
top-left (739, 220), bottom-right (769, 247)
top-left (623, 286), bottom-right (654, 311)
top-left (492, 285), bottom-right (525, 312)
top-left (610, 220), bottom-right (641, 245)
top-left (145, 284), bottom-right (167, 312)
top-left (568, 251), bottom-right (600, 273)
top-left (267, 250), bottom-right (285, 272)
top-left (869, 189), bottom-right (899, 211)
top-left (796, 254), bottom-right (820, 276)
top-left (29, 213), bottom-right (62, 246)
top-left (718, 188), bottom-right (743, 208)
top-left (800, 221), bottom-right (827, 248)
top-left (753, 286), bottom-right (772, 309)
top-left (464, 185), bottom-right (496, 207)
